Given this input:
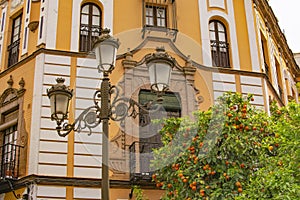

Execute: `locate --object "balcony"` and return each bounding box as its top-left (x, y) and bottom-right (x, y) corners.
top-left (0, 144), bottom-right (22, 179)
top-left (79, 24), bottom-right (102, 52)
top-left (129, 141), bottom-right (162, 184)
top-left (210, 40), bottom-right (230, 68)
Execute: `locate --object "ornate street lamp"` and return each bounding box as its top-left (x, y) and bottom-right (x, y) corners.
top-left (146, 46), bottom-right (175, 101)
top-left (47, 29), bottom-right (176, 200)
top-left (47, 78), bottom-right (73, 131)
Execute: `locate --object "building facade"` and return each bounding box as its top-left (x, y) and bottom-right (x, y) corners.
top-left (0, 0), bottom-right (299, 199)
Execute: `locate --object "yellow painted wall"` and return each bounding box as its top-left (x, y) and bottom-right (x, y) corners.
top-left (114, 0), bottom-right (142, 34)
top-left (56, 0), bottom-right (73, 50)
top-left (176, 0), bottom-right (201, 44)
top-left (0, 58), bottom-right (36, 176)
top-left (233, 0), bottom-right (252, 71)
top-left (27, 0), bottom-right (41, 54)
top-left (4, 188), bottom-right (25, 200)
top-left (195, 69), bottom-right (213, 110)
top-left (113, 0), bottom-right (202, 53)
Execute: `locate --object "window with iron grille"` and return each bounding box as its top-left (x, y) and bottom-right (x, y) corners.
top-left (1, 125), bottom-right (18, 178)
top-left (130, 90), bottom-right (181, 183)
top-left (0, 79), bottom-right (26, 180)
top-left (79, 3), bottom-right (102, 52)
top-left (209, 20), bottom-right (230, 68)
top-left (143, 0), bottom-right (177, 29)
top-left (0, 109), bottom-right (21, 179)
top-left (8, 14), bottom-right (22, 67)
top-left (145, 5), bottom-right (167, 27)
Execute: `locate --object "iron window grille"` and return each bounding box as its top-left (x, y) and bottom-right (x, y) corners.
top-left (129, 141), bottom-right (162, 183)
top-left (0, 125), bottom-right (22, 179)
top-left (142, 0), bottom-right (178, 41)
top-left (8, 14), bottom-right (22, 67)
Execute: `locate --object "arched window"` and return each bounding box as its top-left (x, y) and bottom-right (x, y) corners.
top-left (79, 3), bottom-right (102, 52)
top-left (209, 20), bottom-right (230, 68)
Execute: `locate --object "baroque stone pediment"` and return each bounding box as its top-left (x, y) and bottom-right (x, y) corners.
top-left (0, 75), bottom-right (25, 106)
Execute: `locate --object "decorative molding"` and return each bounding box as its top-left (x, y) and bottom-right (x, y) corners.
top-left (28, 21), bottom-right (39, 32)
top-left (0, 75), bottom-right (26, 106)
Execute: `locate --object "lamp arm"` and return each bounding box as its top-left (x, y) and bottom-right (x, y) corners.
top-left (56, 105), bottom-right (102, 137)
top-left (56, 123), bottom-right (75, 137)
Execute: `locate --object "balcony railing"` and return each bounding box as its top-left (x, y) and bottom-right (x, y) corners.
top-left (129, 141), bottom-right (162, 183)
top-left (210, 40), bottom-right (230, 68)
top-left (0, 144), bottom-right (22, 179)
top-left (7, 39), bottom-right (20, 67)
top-left (79, 24), bottom-right (102, 52)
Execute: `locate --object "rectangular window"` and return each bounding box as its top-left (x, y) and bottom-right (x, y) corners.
top-left (261, 34), bottom-right (272, 81)
top-left (1, 12), bottom-right (5, 32)
top-left (0, 125), bottom-right (18, 179)
top-left (275, 60), bottom-right (283, 99)
top-left (39, 16), bottom-right (43, 39)
top-left (130, 90), bottom-right (181, 183)
top-left (145, 5), bottom-right (167, 27)
top-left (0, 109), bottom-right (20, 179)
top-left (8, 14), bottom-right (22, 67)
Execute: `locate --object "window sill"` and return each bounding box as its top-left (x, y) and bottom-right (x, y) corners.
top-left (142, 25), bottom-right (178, 42)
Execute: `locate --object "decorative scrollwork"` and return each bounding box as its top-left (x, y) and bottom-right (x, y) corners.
top-left (57, 106), bottom-right (101, 137)
top-left (109, 85), bottom-right (164, 122)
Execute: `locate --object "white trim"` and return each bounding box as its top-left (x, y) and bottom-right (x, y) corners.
top-left (21, 0), bottom-right (31, 55)
top-left (70, 0), bottom-right (114, 52)
top-left (198, 0), bottom-right (240, 69)
top-left (208, 0), bottom-right (225, 9)
top-left (263, 79), bottom-right (270, 115)
top-left (37, 0), bottom-right (47, 45)
top-left (199, 0), bottom-right (211, 66)
top-left (226, 0), bottom-right (240, 70)
top-left (0, 6), bottom-right (7, 70)
top-left (28, 53), bottom-right (45, 174)
top-left (45, 0), bottom-right (58, 49)
top-left (102, 0), bottom-right (114, 33)
top-left (70, 0), bottom-right (81, 52)
top-left (244, 0), bottom-right (260, 72)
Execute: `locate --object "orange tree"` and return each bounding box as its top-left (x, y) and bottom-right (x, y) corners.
top-left (151, 92), bottom-right (299, 199)
top-left (236, 101), bottom-right (300, 199)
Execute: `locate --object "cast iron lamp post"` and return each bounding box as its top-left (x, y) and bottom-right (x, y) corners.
top-left (47, 28), bottom-right (175, 200)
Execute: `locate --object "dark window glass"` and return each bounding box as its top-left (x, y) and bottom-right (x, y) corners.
top-left (209, 20), bottom-right (230, 68)
top-left (79, 3), bottom-right (102, 52)
top-left (8, 14), bottom-right (22, 67)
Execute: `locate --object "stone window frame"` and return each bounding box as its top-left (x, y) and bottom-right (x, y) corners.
top-left (0, 75), bottom-right (26, 179)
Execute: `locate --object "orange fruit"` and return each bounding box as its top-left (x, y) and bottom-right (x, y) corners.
top-left (269, 146), bottom-right (274, 151)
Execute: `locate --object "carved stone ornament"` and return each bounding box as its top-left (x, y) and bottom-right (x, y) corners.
top-left (28, 21), bottom-right (39, 32)
top-left (11, 0), bottom-right (23, 9)
top-left (0, 75), bottom-right (26, 106)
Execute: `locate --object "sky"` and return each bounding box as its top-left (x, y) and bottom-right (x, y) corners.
top-left (268, 0), bottom-right (300, 53)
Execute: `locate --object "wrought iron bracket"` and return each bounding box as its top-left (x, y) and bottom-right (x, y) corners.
top-left (55, 84), bottom-right (163, 137)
